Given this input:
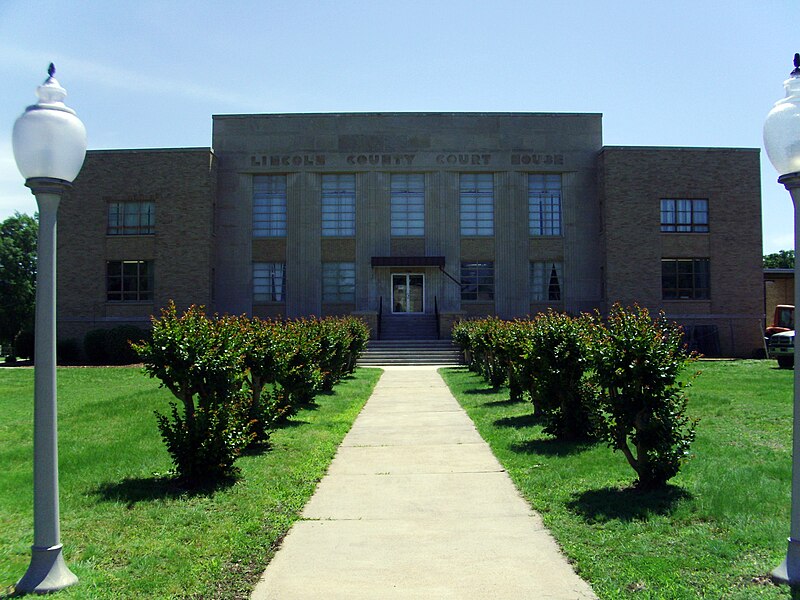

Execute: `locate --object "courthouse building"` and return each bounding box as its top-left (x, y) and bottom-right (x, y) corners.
top-left (57, 112), bottom-right (764, 357)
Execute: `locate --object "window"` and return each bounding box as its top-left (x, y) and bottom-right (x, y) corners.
top-left (106, 260), bottom-right (153, 302)
top-left (530, 261), bottom-right (563, 302)
top-left (322, 262), bottom-right (355, 302)
top-left (391, 174), bottom-right (425, 236)
top-left (460, 261), bottom-right (494, 302)
top-left (529, 174), bottom-right (561, 236)
top-left (460, 174), bottom-right (493, 236)
top-left (662, 258), bottom-right (710, 299)
top-left (660, 199), bottom-right (708, 232)
top-left (253, 262), bottom-right (286, 302)
top-left (322, 174), bottom-right (356, 236)
top-left (253, 175), bottom-right (287, 237)
top-left (107, 201), bottom-right (154, 235)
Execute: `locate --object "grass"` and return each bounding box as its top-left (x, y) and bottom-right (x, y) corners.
top-left (440, 360), bottom-right (797, 599)
top-left (0, 365), bottom-right (381, 599)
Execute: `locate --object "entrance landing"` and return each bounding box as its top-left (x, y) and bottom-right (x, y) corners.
top-left (250, 367), bottom-right (597, 599)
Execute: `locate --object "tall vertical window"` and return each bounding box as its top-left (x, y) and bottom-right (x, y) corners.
top-left (106, 260), bottom-right (153, 302)
top-left (253, 175), bottom-right (287, 237)
top-left (322, 262), bottom-right (356, 302)
top-left (529, 174), bottom-right (561, 236)
top-left (391, 174), bottom-right (425, 236)
top-left (107, 201), bottom-right (155, 235)
top-left (660, 199), bottom-right (709, 232)
top-left (322, 174), bottom-right (356, 236)
top-left (253, 262), bottom-right (286, 302)
top-left (530, 261), bottom-right (563, 302)
top-left (460, 174), bottom-right (494, 236)
top-left (662, 258), bottom-right (710, 299)
top-left (460, 261), bottom-right (494, 302)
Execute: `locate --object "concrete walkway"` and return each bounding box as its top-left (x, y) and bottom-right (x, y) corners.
top-left (251, 366), bottom-right (597, 599)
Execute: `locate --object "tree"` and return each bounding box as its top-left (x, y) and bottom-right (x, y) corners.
top-left (764, 249), bottom-right (795, 268)
top-left (0, 213), bottom-right (37, 348)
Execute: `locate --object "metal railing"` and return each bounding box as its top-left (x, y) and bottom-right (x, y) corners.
top-left (434, 296), bottom-right (440, 339)
top-left (377, 296), bottom-right (383, 340)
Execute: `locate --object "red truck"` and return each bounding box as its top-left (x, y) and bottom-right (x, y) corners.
top-left (766, 305), bottom-right (794, 337)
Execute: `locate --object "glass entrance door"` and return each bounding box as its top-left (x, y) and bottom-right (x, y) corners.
top-left (392, 273), bottom-right (424, 313)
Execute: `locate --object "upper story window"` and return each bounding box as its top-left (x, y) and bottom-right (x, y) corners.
top-left (322, 262), bottom-right (356, 302)
top-left (322, 174), bottom-right (356, 237)
top-left (530, 261), bottom-right (563, 302)
top-left (460, 173), bottom-right (494, 236)
top-left (529, 174), bottom-right (561, 236)
top-left (253, 262), bottom-right (286, 303)
top-left (253, 175), bottom-right (287, 237)
top-left (106, 260), bottom-right (153, 302)
top-left (391, 174), bottom-right (425, 236)
top-left (107, 201), bottom-right (154, 235)
top-left (660, 199), bottom-right (708, 233)
top-left (662, 258), bottom-right (710, 299)
top-left (460, 261), bottom-right (494, 302)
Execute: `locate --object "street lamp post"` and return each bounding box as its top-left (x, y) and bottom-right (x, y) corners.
top-left (11, 64), bottom-right (86, 594)
top-left (765, 53), bottom-right (800, 587)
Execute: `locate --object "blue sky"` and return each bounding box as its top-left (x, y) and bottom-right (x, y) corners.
top-left (0, 0), bottom-right (796, 253)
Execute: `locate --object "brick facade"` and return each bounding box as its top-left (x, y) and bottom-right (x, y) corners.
top-left (56, 115), bottom-right (764, 358)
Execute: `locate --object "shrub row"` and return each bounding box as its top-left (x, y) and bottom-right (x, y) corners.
top-left (133, 302), bottom-right (370, 486)
top-left (452, 305), bottom-right (698, 489)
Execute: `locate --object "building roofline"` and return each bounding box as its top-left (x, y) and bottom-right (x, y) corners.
top-left (212, 111), bottom-right (604, 119)
top-left (86, 147), bottom-right (213, 155)
top-left (601, 145), bottom-right (759, 153)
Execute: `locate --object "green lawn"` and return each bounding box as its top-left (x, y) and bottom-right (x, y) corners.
top-left (440, 360), bottom-right (796, 599)
top-left (0, 366), bottom-right (381, 599)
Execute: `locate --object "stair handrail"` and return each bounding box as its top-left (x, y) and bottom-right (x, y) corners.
top-left (439, 265), bottom-right (463, 288)
top-left (377, 296), bottom-right (382, 340)
top-left (434, 295), bottom-right (440, 340)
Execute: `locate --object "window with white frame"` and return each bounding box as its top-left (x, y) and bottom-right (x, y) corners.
top-left (106, 260), bottom-right (153, 302)
top-left (460, 174), bottom-right (494, 236)
top-left (460, 261), bottom-right (494, 302)
top-left (660, 199), bottom-right (709, 233)
top-left (322, 262), bottom-right (355, 302)
top-left (530, 261), bottom-right (563, 302)
top-left (253, 175), bottom-right (287, 237)
top-left (529, 174), bottom-right (562, 236)
top-left (661, 258), bottom-right (710, 299)
top-left (253, 262), bottom-right (286, 302)
top-left (321, 174), bottom-right (356, 236)
top-left (107, 201), bottom-right (155, 235)
top-left (391, 174), bottom-right (425, 236)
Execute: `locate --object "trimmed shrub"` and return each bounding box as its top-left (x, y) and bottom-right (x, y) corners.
top-left (57, 338), bottom-right (81, 365)
top-left (14, 329), bottom-right (34, 360)
top-left (107, 325), bottom-right (149, 364)
top-left (590, 304), bottom-right (698, 489)
top-left (520, 311), bottom-right (598, 440)
top-left (134, 303), bottom-right (252, 486)
top-left (84, 328), bottom-right (110, 364)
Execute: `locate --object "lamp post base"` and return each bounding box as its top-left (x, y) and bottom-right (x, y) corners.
top-left (15, 544), bottom-right (78, 594)
top-left (774, 538), bottom-right (800, 587)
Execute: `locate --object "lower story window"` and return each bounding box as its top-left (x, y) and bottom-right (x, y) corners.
top-left (530, 261), bottom-right (563, 302)
top-left (662, 258), bottom-right (710, 299)
top-left (461, 261), bottom-right (494, 302)
top-left (253, 262), bottom-right (286, 302)
top-left (322, 262), bottom-right (355, 302)
top-left (106, 260), bottom-right (153, 302)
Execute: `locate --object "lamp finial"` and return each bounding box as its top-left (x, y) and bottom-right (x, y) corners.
top-left (48, 63), bottom-right (55, 78)
top-left (792, 53), bottom-right (800, 78)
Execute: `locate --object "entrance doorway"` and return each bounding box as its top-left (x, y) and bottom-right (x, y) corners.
top-left (392, 273), bottom-right (424, 313)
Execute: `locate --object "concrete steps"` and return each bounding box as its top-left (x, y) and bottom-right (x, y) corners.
top-left (358, 340), bottom-right (463, 366)
top-left (379, 314), bottom-right (438, 340)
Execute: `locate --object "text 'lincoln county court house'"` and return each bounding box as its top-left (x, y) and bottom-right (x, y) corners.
top-left (57, 112), bottom-right (764, 357)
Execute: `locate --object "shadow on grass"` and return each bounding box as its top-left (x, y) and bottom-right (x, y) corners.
top-left (486, 397), bottom-right (527, 407)
top-left (510, 438), bottom-right (596, 456)
top-left (567, 484), bottom-right (693, 523)
top-left (93, 473), bottom-right (237, 506)
top-left (464, 387), bottom-right (502, 396)
top-left (494, 413), bottom-right (543, 429)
